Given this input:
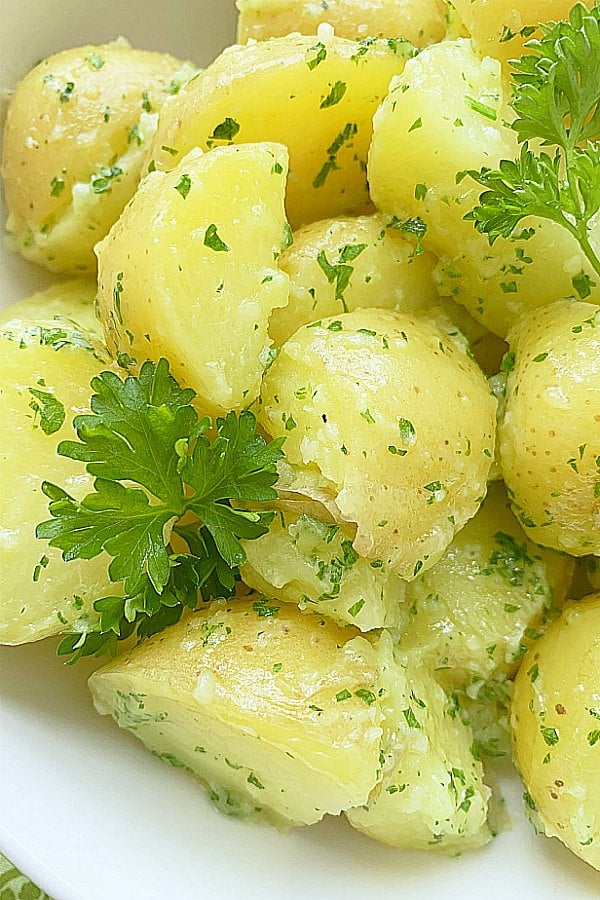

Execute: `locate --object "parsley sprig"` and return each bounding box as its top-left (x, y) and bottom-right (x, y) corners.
top-left (36, 359), bottom-right (284, 662)
top-left (466, 3), bottom-right (600, 279)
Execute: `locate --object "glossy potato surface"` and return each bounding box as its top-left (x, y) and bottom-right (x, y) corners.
top-left (368, 39), bottom-right (599, 337)
top-left (511, 595), bottom-right (600, 870)
top-left (347, 633), bottom-right (491, 852)
top-left (89, 598), bottom-right (382, 827)
top-left (236, 0), bottom-right (447, 47)
top-left (96, 143), bottom-right (290, 415)
top-left (258, 308), bottom-right (496, 579)
top-left (147, 33), bottom-right (415, 229)
top-left (0, 284), bottom-right (114, 644)
top-left (1, 40), bottom-right (193, 274)
top-left (270, 213), bottom-right (439, 345)
top-left (499, 301), bottom-right (600, 556)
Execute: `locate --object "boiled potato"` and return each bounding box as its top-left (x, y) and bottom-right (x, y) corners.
top-left (240, 499), bottom-right (407, 630)
top-left (96, 143), bottom-right (290, 415)
top-left (347, 632), bottom-right (491, 852)
top-left (511, 595), bottom-right (600, 871)
top-left (270, 213), bottom-right (438, 345)
top-left (236, 0), bottom-right (447, 47)
top-left (258, 308), bottom-right (496, 580)
top-left (499, 300), bottom-right (600, 556)
top-left (89, 597), bottom-right (382, 827)
top-left (452, 0), bottom-right (590, 66)
top-left (368, 39), bottom-right (600, 337)
top-left (147, 33), bottom-right (415, 229)
top-left (0, 284), bottom-right (115, 644)
top-left (1, 39), bottom-right (194, 275)
top-left (399, 481), bottom-right (574, 688)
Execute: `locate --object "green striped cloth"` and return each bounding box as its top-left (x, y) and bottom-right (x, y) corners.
top-left (0, 854), bottom-right (51, 900)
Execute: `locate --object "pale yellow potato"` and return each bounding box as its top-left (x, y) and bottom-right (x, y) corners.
top-left (0, 284), bottom-right (114, 645)
top-left (240, 499), bottom-right (407, 630)
top-left (147, 33), bottom-right (415, 229)
top-left (347, 632), bottom-right (491, 852)
top-left (511, 595), bottom-right (600, 871)
top-left (258, 308), bottom-right (496, 580)
top-left (270, 213), bottom-right (439, 344)
top-left (1, 40), bottom-right (195, 275)
top-left (499, 300), bottom-right (600, 556)
top-left (399, 481), bottom-right (574, 689)
top-left (89, 597), bottom-right (382, 827)
top-left (96, 143), bottom-right (290, 415)
top-left (368, 39), bottom-right (599, 337)
top-left (236, 0), bottom-right (447, 47)
top-left (452, 0), bottom-right (592, 66)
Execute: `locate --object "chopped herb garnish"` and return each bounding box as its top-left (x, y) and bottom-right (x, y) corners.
top-left (204, 224), bottom-right (230, 252)
top-left (174, 174), bottom-right (192, 199)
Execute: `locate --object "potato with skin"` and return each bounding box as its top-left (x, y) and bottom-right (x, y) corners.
top-left (0, 284), bottom-right (115, 645)
top-left (399, 481), bottom-right (574, 689)
top-left (270, 213), bottom-right (439, 345)
top-left (1, 40), bottom-right (195, 275)
top-left (347, 632), bottom-right (491, 852)
top-left (89, 597), bottom-right (382, 827)
top-left (96, 143), bottom-right (290, 415)
top-left (511, 595), bottom-right (600, 870)
top-left (240, 500), bottom-right (407, 630)
top-left (258, 309), bottom-right (496, 580)
top-left (236, 0), bottom-right (447, 48)
top-left (452, 0), bottom-right (592, 66)
top-left (368, 39), bottom-right (599, 337)
top-left (499, 300), bottom-right (600, 556)
top-left (147, 33), bottom-right (416, 229)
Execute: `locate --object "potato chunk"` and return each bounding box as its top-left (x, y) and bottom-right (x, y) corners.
top-left (147, 33), bottom-right (415, 229)
top-left (240, 500), bottom-right (407, 629)
top-left (96, 143), bottom-right (290, 415)
top-left (88, 598), bottom-right (382, 827)
top-left (258, 309), bottom-right (496, 580)
top-left (452, 0), bottom-right (583, 66)
top-left (270, 213), bottom-right (439, 345)
top-left (368, 39), bottom-right (599, 337)
top-left (399, 482), bottom-right (574, 688)
top-left (236, 0), bottom-right (447, 48)
top-left (1, 40), bottom-right (194, 274)
top-left (499, 300), bottom-right (600, 556)
top-left (511, 595), bottom-right (600, 871)
top-left (347, 633), bottom-right (491, 852)
top-left (0, 284), bottom-right (114, 644)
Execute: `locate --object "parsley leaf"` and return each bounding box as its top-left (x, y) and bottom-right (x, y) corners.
top-left (466, 2), bottom-right (600, 278)
top-left (36, 360), bottom-right (284, 661)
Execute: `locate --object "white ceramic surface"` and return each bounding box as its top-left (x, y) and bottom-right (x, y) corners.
top-left (1, 3), bottom-right (599, 899)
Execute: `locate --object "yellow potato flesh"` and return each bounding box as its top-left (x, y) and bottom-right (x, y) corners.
top-left (89, 598), bottom-right (382, 827)
top-left (511, 595), bottom-right (600, 871)
top-left (96, 143), bottom-right (290, 415)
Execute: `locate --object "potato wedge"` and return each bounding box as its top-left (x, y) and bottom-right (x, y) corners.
top-left (511, 595), bottom-right (600, 871)
top-left (96, 143), bottom-right (290, 415)
top-left (0, 284), bottom-right (114, 644)
top-left (147, 33), bottom-right (415, 229)
top-left (347, 632), bottom-right (491, 852)
top-left (1, 39), bottom-right (194, 274)
top-left (368, 39), bottom-right (599, 337)
top-left (89, 597), bottom-right (382, 827)
top-left (258, 308), bottom-right (496, 580)
top-left (499, 300), bottom-right (600, 556)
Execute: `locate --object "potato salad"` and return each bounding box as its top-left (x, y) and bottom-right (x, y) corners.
top-left (1, 0), bottom-right (599, 875)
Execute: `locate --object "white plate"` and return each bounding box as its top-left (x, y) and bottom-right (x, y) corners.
top-left (1, 3), bottom-right (599, 898)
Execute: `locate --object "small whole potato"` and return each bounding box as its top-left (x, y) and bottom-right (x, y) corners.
top-left (1, 40), bottom-right (194, 274)
top-left (511, 595), bottom-right (600, 871)
top-left (499, 300), bottom-right (600, 556)
top-left (258, 308), bottom-right (496, 580)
